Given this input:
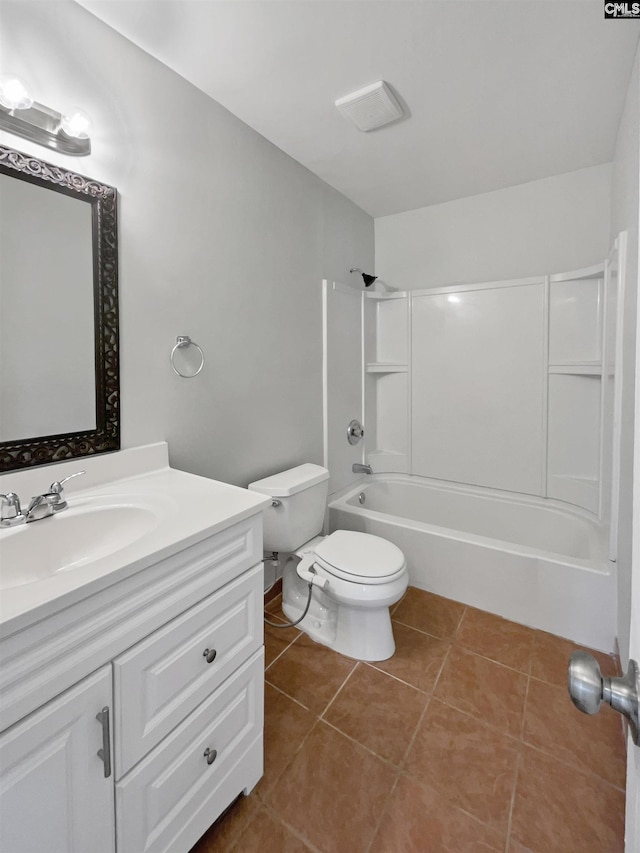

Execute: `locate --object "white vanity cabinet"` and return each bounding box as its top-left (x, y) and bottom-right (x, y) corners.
top-left (113, 564), bottom-right (264, 853)
top-left (0, 504), bottom-right (266, 853)
top-left (0, 666), bottom-right (115, 853)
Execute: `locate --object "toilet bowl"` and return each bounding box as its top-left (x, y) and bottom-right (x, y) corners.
top-left (248, 464), bottom-right (408, 661)
top-left (284, 530), bottom-right (407, 660)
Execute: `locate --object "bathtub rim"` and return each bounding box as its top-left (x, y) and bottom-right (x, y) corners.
top-left (329, 473), bottom-right (611, 575)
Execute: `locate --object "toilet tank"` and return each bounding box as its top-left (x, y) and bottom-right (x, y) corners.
top-left (248, 464), bottom-right (329, 553)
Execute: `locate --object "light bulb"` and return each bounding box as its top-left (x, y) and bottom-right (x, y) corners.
top-left (0, 75), bottom-right (33, 110)
top-left (61, 109), bottom-right (92, 139)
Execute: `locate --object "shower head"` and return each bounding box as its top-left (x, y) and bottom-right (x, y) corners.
top-left (350, 267), bottom-right (378, 288)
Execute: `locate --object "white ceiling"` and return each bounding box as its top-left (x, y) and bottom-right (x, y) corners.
top-left (77, 0), bottom-right (640, 218)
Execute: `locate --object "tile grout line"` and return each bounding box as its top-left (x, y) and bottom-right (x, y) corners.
top-left (519, 662), bottom-right (533, 742)
top-left (418, 625), bottom-right (535, 744)
top-left (397, 691), bottom-right (434, 772)
top-left (264, 628), bottom-right (301, 673)
top-left (376, 768), bottom-right (509, 853)
top-left (503, 749), bottom-right (523, 853)
top-left (504, 670), bottom-right (532, 852)
top-left (227, 803), bottom-right (261, 853)
top-left (360, 607), bottom-right (421, 853)
top-left (521, 660), bottom-right (627, 793)
top-left (450, 641), bottom-right (537, 679)
top-left (392, 616), bottom-right (457, 644)
top-left (262, 720), bottom-right (323, 804)
top-left (264, 679), bottom-right (316, 714)
top-left (364, 768), bottom-right (402, 853)
top-left (318, 659), bottom-right (359, 719)
top-left (428, 632), bottom-right (455, 695)
top-left (259, 803), bottom-right (324, 853)
top-left (518, 738), bottom-right (628, 794)
top-left (423, 693), bottom-right (524, 747)
top-left (260, 718), bottom-right (326, 817)
top-left (363, 659), bottom-right (432, 695)
top-left (319, 715), bottom-right (414, 774)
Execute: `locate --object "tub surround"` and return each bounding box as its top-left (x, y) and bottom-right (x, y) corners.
top-left (330, 474), bottom-right (615, 652)
top-left (0, 443), bottom-right (268, 853)
top-left (324, 257), bottom-right (622, 655)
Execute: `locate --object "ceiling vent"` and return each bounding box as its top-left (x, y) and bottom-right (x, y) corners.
top-left (335, 81), bottom-right (404, 132)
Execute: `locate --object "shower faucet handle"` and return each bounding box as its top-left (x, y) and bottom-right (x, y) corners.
top-left (347, 419), bottom-right (364, 445)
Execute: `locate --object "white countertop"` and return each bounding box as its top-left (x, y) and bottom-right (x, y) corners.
top-left (0, 443), bottom-right (269, 635)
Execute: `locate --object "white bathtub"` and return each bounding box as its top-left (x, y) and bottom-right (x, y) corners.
top-left (329, 475), bottom-right (616, 652)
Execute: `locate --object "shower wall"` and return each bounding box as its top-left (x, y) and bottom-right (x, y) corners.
top-left (411, 280), bottom-right (545, 496)
top-left (366, 166), bottom-right (616, 515)
top-left (365, 264), bottom-right (617, 517)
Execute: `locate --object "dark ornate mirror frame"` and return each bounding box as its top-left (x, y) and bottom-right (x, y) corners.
top-left (0, 145), bottom-right (120, 471)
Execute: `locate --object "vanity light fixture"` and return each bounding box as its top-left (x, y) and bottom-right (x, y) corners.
top-left (0, 74), bottom-right (92, 156)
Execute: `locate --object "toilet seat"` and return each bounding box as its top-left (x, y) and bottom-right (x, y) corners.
top-left (312, 530), bottom-right (406, 585)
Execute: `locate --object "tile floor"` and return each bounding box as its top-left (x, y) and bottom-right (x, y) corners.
top-left (190, 586), bottom-right (627, 853)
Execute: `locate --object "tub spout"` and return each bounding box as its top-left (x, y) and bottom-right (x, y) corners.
top-left (352, 463), bottom-right (373, 474)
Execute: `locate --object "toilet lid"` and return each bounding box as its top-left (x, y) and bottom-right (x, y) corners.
top-left (314, 531), bottom-right (406, 584)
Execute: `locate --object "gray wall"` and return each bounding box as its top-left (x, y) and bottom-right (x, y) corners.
top-left (0, 0), bottom-right (373, 486)
top-left (375, 164), bottom-right (612, 289)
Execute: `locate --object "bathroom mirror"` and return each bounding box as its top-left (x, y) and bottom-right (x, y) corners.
top-left (0, 145), bottom-right (119, 470)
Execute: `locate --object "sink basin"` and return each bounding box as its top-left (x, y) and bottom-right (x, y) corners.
top-left (0, 444), bottom-right (271, 631)
top-left (0, 501), bottom-right (159, 589)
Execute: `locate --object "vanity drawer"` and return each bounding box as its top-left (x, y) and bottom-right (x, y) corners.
top-left (116, 649), bottom-right (263, 853)
top-left (114, 564), bottom-right (262, 777)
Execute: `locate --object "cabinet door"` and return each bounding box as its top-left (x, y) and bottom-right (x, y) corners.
top-left (0, 665), bottom-right (115, 853)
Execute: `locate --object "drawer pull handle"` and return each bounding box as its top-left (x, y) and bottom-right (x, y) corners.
top-left (96, 706), bottom-right (111, 778)
top-left (203, 648), bottom-right (217, 664)
top-left (204, 747), bottom-right (218, 765)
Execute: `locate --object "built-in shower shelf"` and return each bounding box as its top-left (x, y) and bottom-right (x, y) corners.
top-left (364, 291), bottom-right (407, 301)
top-left (366, 363), bottom-right (408, 373)
top-left (548, 363), bottom-right (602, 376)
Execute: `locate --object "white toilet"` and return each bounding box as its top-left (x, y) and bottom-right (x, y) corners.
top-left (249, 463), bottom-right (408, 661)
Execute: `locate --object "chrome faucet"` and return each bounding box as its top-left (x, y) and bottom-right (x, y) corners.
top-left (0, 471), bottom-right (85, 527)
top-left (352, 463), bottom-right (373, 475)
top-left (0, 492), bottom-right (24, 527)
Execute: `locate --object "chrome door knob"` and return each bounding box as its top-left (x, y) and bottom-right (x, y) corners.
top-left (567, 651), bottom-right (607, 715)
top-left (567, 651), bottom-right (640, 745)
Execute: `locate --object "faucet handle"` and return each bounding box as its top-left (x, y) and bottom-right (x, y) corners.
top-left (49, 471), bottom-right (86, 494)
top-left (0, 493), bottom-right (24, 526)
top-left (47, 471), bottom-right (86, 512)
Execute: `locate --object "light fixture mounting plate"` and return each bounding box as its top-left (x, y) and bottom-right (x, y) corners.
top-left (0, 101), bottom-right (91, 156)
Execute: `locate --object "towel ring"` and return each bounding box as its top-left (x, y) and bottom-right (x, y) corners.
top-left (171, 335), bottom-right (205, 378)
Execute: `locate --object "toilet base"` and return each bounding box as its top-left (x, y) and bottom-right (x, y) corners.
top-left (281, 560), bottom-right (402, 661)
